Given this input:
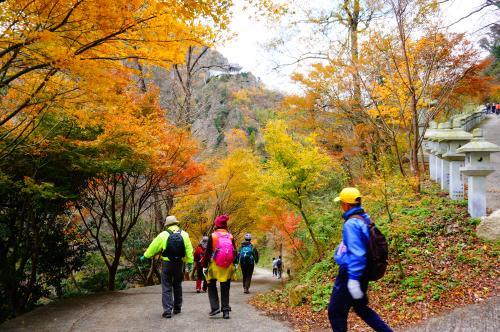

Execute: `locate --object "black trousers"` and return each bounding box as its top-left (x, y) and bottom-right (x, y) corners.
top-left (196, 267), bottom-right (207, 291)
top-left (207, 279), bottom-right (231, 312)
top-left (328, 268), bottom-right (392, 332)
top-left (241, 263), bottom-right (254, 290)
top-left (161, 261), bottom-right (184, 314)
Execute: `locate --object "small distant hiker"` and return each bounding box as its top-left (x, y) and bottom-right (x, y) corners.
top-left (141, 216), bottom-right (194, 319)
top-left (329, 188), bottom-right (392, 332)
top-left (203, 215), bottom-right (238, 319)
top-left (193, 236), bottom-right (209, 293)
top-left (276, 256), bottom-right (283, 279)
top-left (272, 257), bottom-right (277, 277)
top-left (239, 233), bottom-right (259, 293)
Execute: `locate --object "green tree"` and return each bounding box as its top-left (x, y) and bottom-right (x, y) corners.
top-left (262, 120), bottom-right (331, 253)
top-left (0, 115), bottom-right (96, 320)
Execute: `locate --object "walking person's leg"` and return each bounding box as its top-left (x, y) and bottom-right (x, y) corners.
top-left (221, 280), bottom-right (231, 318)
top-left (244, 264), bottom-right (254, 292)
top-left (161, 261), bottom-right (174, 318)
top-left (353, 303), bottom-right (393, 332)
top-left (196, 267), bottom-right (203, 292)
top-left (242, 272), bottom-right (248, 291)
top-left (207, 279), bottom-right (220, 315)
top-left (172, 261), bottom-right (184, 314)
top-left (202, 274), bottom-right (207, 292)
top-left (352, 280), bottom-right (392, 332)
top-left (328, 268), bottom-right (351, 332)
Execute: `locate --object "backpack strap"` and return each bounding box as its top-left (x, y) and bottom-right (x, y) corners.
top-left (348, 214), bottom-right (373, 227)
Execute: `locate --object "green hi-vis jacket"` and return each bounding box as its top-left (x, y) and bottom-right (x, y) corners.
top-left (143, 225), bottom-right (194, 263)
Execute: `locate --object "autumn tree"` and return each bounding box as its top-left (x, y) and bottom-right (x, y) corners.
top-left (282, 0), bottom-right (491, 190)
top-left (262, 120), bottom-right (332, 253)
top-left (0, 0), bottom-right (232, 158)
top-left (174, 144), bottom-right (263, 242)
top-left (76, 94), bottom-right (202, 290)
top-left (261, 202), bottom-right (306, 262)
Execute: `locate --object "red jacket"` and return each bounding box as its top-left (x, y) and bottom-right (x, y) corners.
top-left (194, 245), bottom-right (206, 267)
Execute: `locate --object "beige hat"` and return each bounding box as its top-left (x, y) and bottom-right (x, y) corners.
top-left (164, 215), bottom-right (179, 227)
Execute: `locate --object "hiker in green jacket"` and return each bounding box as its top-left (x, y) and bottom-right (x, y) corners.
top-left (141, 215), bottom-right (194, 319)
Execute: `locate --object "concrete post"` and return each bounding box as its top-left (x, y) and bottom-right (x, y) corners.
top-left (468, 176), bottom-right (486, 217)
top-left (434, 142), bottom-right (442, 183)
top-left (424, 121), bottom-right (438, 181)
top-left (449, 161), bottom-right (465, 199)
top-left (429, 123), bottom-right (449, 185)
top-left (441, 158), bottom-right (450, 191)
top-left (429, 154), bottom-right (436, 180)
top-left (433, 122), bottom-right (452, 191)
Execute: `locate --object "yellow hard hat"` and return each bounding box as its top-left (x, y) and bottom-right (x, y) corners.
top-left (334, 187), bottom-right (362, 204)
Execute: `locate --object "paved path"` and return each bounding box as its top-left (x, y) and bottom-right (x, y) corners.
top-left (401, 296), bottom-right (499, 332)
top-left (1, 268), bottom-right (292, 332)
top-left (483, 114), bottom-right (500, 212)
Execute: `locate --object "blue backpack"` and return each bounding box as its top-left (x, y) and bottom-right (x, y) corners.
top-left (239, 245), bottom-right (254, 266)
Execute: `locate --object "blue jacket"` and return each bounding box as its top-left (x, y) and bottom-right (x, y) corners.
top-left (334, 206), bottom-right (371, 280)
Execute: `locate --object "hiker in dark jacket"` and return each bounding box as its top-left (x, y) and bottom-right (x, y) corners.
top-left (328, 188), bottom-right (392, 332)
top-left (239, 233), bottom-right (259, 294)
top-left (203, 214), bottom-right (238, 319)
top-left (276, 255), bottom-right (283, 279)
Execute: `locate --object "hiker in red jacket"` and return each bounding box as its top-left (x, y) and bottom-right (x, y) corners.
top-left (193, 236), bottom-right (208, 293)
top-left (203, 214), bottom-right (238, 319)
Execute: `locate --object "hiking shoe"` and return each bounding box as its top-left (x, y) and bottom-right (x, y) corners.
top-left (173, 309), bottom-right (181, 315)
top-left (244, 289), bottom-right (250, 294)
top-left (223, 311), bottom-right (230, 319)
top-left (162, 312), bottom-right (172, 319)
top-left (209, 309), bottom-right (221, 316)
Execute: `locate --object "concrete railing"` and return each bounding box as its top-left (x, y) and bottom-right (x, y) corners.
top-left (423, 106), bottom-right (499, 217)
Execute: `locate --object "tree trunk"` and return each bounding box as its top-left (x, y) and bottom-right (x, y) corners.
top-left (349, 0), bottom-right (361, 112)
top-left (153, 191), bottom-right (164, 230)
top-left (411, 100), bottom-right (421, 191)
top-left (108, 263), bottom-right (118, 291)
top-left (108, 245), bottom-right (122, 291)
top-left (298, 207), bottom-right (321, 253)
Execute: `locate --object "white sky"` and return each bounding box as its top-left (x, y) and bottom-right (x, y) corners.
top-left (216, 0), bottom-right (499, 94)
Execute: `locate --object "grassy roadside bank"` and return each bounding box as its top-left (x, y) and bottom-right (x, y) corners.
top-left (250, 181), bottom-right (499, 331)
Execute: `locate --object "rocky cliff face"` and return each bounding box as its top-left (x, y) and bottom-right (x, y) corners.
top-left (149, 49), bottom-right (282, 154)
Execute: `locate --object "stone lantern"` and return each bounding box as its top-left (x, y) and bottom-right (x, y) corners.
top-left (441, 118), bottom-right (472, 200)
top-left (457, 128), bottom-right (500, 217)
top-left (423, 121), bottom-right (438, 180)
top-left (430, 122), bottom-right (453, 191)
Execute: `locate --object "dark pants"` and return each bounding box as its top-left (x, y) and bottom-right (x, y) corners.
top-left (196, 267), bottom-right (207, 291)
top-left (241, 263), bottom-right (254, 291)
top-left (207, 279), bottom-right (231, 313)
top-left (277, 268), bottom-right (282, 279)
top-left (328, 268), bottom-right (392, 332)
top-left (272, 268), bottom-right (277, 276)
top-left (161, 261), bottom-right (184, 314)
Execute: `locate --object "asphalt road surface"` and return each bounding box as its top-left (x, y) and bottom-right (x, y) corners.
top-left (1, 267), bottom-right (292, 332)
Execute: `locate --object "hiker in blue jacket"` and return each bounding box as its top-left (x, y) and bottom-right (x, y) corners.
top-left (329, 187), bottom-right (392, 332)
